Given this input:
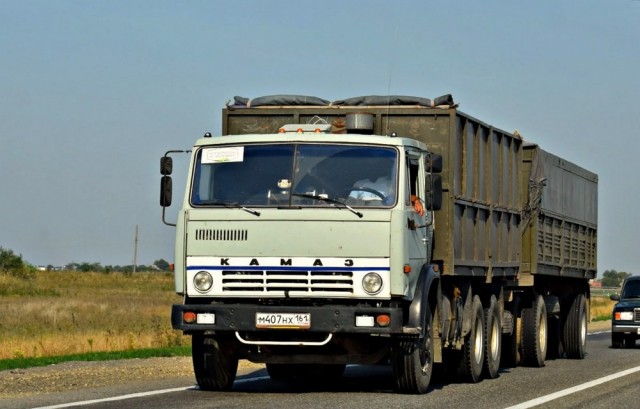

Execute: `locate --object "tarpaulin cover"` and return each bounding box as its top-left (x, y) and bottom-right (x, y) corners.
top-left (229, 94), bottom-right (455, 108)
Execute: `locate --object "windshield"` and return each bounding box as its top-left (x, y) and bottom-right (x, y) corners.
top-left (621, 280), bottom-right (640, 299)
top-left (190, 143), bottom-right (398, 208)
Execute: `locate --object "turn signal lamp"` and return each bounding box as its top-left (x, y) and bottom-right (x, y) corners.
top-left (404, 265), bottom-right (412, 274)
top-left (376, 314), bottom-right (391, 327)
top-left (183, 311), bottom-right (197, 323)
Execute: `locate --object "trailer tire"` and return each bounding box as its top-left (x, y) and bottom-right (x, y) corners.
top-left (563, 293), bottom-right (588, 359)
top-left (192, 334), bottom-right (238, 391)
top-left (458, 295), bottom-right (484, 383)
top-left (521, 294), bottom-right (547, 367)
top-left (483, 295), bottom-right (501, 379)
top-left (391, 306), bottom-right (434, 394)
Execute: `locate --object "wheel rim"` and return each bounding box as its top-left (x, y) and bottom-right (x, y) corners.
top-left (474, 315), bottom-right (484, 365)
top-left (539, 312), bottom-right (547, 354)
top-left (580, 309), bottom-right (587, 347)
top-left (420, 323), bottom-right (433, 374)
top-left (489, 315), bottom-right (500, 360)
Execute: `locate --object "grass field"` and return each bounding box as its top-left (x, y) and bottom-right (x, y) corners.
top-left (0, 270), bottom-right (188, 360)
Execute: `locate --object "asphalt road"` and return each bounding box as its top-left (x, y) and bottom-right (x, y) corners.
top-left (5, 330), bottom-right (640, 409)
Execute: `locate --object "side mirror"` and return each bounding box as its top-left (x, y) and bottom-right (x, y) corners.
top-left (160, 176), bottom-right (172, 207)
top-left (426, 153), bottom-right (443, 173)
top-left (161, 157), bottom-right (173, 175)
top-left (610, 294), bottom-right (620, 301)
top-left (425, 174), bottom-right (442, 211)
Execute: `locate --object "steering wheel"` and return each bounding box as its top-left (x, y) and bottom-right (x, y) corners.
top-left (349, 186), bottom-right (386, 200)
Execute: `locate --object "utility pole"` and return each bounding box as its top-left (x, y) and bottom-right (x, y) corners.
top-left (133, 224), bottom-right (138, 273)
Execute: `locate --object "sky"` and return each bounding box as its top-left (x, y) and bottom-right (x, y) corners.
top-left (0, 0), bottom-right (638, 275)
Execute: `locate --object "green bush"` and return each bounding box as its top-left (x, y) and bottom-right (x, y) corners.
top-left (0, 247), bottom-right (34, 278)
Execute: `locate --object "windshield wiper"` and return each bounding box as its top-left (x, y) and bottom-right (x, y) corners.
top-left (292, 193), bottom-right (363, 218)
top-left (198, 200), bottom-right (261, 217)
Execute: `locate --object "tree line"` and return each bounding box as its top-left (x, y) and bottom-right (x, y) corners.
top-left (0, 246), bottom-right (171, 276)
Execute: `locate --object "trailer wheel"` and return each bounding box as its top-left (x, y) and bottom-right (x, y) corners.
top-left (611, 333), bottom-right (624, 348)
top-left (483, 295), bottom-right (501, 379)
top-left (458, 295), bottom-right (484, 383)
top-left (521, 294), bottom-right (547, 367)
top-left (563, 293), bottom-right (588, 359)
top-left (192, 334), bottom-right (238, 391)
top-left (391, 306), bottom-right (433, 394)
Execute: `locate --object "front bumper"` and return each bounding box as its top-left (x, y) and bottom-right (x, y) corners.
top-left (171, 303), bottom-right (405, 334)
top-left (611, 323), bottom-right (640, 334)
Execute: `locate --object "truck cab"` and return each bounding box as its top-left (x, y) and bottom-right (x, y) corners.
top-left (164, 121), bottom-right (442, 392)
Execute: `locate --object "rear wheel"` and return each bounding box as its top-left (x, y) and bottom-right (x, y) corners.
top-left (564, 293), bottom-right (588, 359)
top-left (392, 306), bottom-right (434, 394)
top-left (483, 295), bottom-right (501, 379)
top-left (521, 294), bottom-right (547, 367)
top-left (458, 295), bottom-right (484, 383)
top-left (192, 334), bottom-right (238, 391)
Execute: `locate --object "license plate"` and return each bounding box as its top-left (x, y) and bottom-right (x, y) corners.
top-left (256, 313), bottom-right (311, 329)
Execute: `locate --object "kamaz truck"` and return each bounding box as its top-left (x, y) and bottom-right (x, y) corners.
top-left (162, 94), bottom-right (597, 394)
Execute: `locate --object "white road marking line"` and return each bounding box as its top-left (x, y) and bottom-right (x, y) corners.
top-left (504, 365), bottom-right (640, 409)
top-left (32, 376), bottom-right (271, 409)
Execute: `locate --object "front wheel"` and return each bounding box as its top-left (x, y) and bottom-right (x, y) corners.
top-left (192, 334), bottom-right (238, 391)
top-left (392, 306), bottom-right (434, 394)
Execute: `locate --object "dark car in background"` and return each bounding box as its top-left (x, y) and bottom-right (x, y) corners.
top-left (611, 276), bottom-right (640, 348)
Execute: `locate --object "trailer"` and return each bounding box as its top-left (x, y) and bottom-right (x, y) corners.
top-left (162, 94), bottom-right (597, 393)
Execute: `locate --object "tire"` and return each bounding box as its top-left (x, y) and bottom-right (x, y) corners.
top-left (458, 295), bottom-right (484, 383)
top-left (624, 336), bottom-right (636, 349)
top-left (611, 333), bottom-right (624, 349)
top-left (521, 294), bottom-right (547, 367)
top-left (563, 293), bottom-right (588, 359)
top-left (392, 306), bottom-right (434, 394)
top-left (483, 295), bottom-right (502, 379)
top-left (501, 296), bottom-right (520, 368)
top-left (192, 334), bottom-right (238, 391)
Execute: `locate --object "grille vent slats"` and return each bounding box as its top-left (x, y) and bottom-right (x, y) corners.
top-left (195, 229), bottom-right (248, 241)
top-left (635, 308), bottom-right (640, 322)
top-left (220, 270), bottom-right (354, 295)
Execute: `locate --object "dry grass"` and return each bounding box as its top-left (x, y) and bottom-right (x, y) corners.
top-left (0, 271), bottom-right (188, 360)
top-left (590, 294), bottom-right (615, 321)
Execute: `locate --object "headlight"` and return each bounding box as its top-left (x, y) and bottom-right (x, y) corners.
top-left (617, 311), bottom-right (634, 321)
top-left (193, 271), bottom-right (213, 292)
top-left (362, 273), bottom-right (383, 295)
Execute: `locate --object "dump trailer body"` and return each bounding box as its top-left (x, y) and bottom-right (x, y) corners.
top-left (521, 144), bottom-right (598, 282)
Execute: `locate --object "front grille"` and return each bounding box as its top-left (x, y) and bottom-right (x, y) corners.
top-left (635, 308), bottom-right (640, 322)
top-left (221, 270), bottom-right (354, 295)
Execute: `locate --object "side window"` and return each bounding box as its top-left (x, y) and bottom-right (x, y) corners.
top-left (406, 151), bottom-right (423, 209)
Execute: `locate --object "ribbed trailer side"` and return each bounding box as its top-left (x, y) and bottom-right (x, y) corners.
top-left (521, 145), bottom-right (598, 280)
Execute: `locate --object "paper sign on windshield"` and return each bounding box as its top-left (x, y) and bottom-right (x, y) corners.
top-left (201, 147), bottom-right (244, 164)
